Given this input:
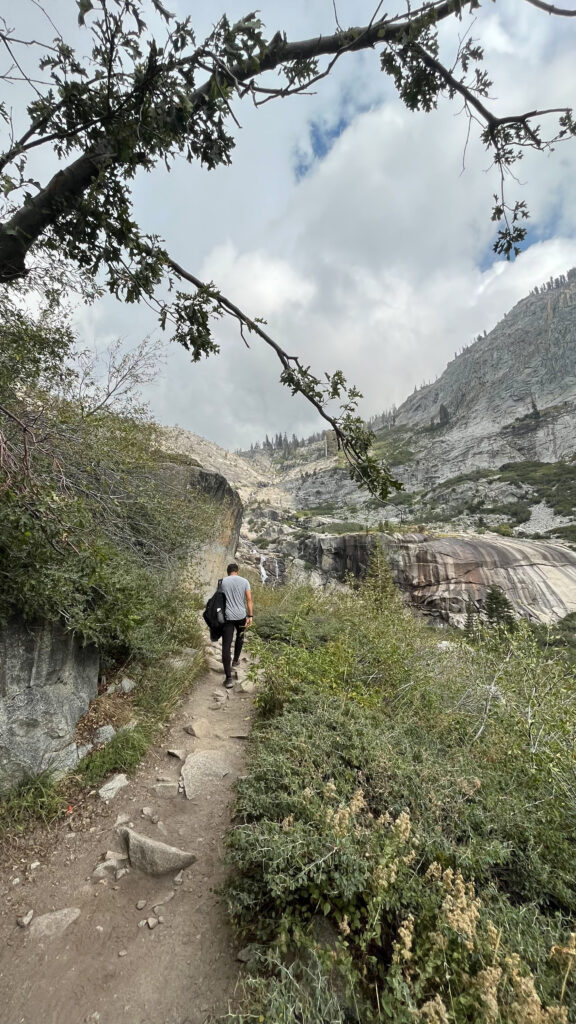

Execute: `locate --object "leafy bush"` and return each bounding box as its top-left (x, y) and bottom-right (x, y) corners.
top-left (0, 298), bottom-right (215, 662)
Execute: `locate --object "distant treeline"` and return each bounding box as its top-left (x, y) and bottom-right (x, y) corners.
top-left (530, 268), bottom-right (576, 295)
top-left (236, 429), bottom-right (336, 456)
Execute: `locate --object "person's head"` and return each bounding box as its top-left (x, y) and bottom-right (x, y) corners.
top-left (227, 562), bottom-right (239, 575)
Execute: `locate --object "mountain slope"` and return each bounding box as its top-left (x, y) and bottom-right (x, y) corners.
top-left (381, 271), bottom-right (576, 488)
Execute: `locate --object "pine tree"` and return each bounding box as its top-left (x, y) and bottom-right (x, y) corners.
top-left (485, 585), bottom-right (516, 630)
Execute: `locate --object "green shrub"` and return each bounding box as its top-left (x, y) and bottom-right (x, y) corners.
top-left (226, 572), bottom-right (576, 1021)
top-left (0, 300), bottom-right (215, 663)
top-left (498, 460), bottom-right (576, 517)
top-left (548, 524), bottom-right (576, 546)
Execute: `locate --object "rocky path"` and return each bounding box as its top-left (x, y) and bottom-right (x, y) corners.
top-left (0, 647), bottom-right (255, 1024)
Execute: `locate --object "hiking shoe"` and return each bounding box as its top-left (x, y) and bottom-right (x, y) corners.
top-left (224, 676), bottom-right (235, 689)
top-left (232, 660), bottom-right (240, 668)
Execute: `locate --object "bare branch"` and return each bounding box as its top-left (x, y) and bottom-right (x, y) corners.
top-left (411, 41), bottom-right (571, 142)
top-left (523, 0), bottom-right (576, 15)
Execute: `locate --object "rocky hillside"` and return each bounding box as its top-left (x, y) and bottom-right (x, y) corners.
top-left (381, 271), bottom-right (576, 489)
top-left (159, 271), bottom-right (576, 627)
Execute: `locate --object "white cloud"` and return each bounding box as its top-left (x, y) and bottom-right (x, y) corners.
top-left (8, 0), bottom-right (576, 449)
top-left (201, 243), bottom-right (316, 315)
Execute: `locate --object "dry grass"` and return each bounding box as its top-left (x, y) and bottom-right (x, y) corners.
top-left (75, 689), bottom-right (135, 746)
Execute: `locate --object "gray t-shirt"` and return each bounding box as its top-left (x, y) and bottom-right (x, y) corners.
top-left (220, 575), bottom-right (251, 621)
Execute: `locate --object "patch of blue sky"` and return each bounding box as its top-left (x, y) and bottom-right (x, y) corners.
top-left (293, 83), bottom-right (379, 181)
top-left (294, 114), bottom-right (351, 180)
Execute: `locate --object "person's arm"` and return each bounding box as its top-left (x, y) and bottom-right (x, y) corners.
top-left (245, 586), bottom-right (253, 624)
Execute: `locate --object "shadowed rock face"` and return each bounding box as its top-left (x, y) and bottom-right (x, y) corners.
top-left (0, 619), bottom-right (99, 794)
top-left (299, 531), bottom-right (576, 625)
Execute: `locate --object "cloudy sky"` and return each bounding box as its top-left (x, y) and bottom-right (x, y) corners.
top-left (6, 0), bottom-right (576, 448)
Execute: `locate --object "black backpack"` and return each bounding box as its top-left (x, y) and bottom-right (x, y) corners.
top-left (202, 579), bottom-right (226, 641)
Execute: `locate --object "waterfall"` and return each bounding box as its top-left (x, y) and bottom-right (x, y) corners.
top-left (274, 557), bottom-right (279, 583)
top-left (259, 554), bottom-right (268, 584)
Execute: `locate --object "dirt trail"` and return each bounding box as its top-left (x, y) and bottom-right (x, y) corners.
top-left (0, 649), bottom-right (254, 1024)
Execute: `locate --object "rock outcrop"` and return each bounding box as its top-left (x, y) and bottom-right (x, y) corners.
top-left (299, 532), bottom-right (379, 579)
top-left (387, 533), bottom-right (576, 624)
top-left (0, 618), bottom-right (99, 794)
top-left (155, 457), bottom-right (243, 598)
top-left (187, 466), bottom-right (243, 595)
top-left (0, 461), bottom-right (241, 795)
top-left (297, 530), bottom-right (576, 625)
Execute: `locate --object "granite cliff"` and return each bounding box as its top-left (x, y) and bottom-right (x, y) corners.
top-left (298, 531), bottom-right (576, 625)
top-left (386, 270), bottom-right (576, 488)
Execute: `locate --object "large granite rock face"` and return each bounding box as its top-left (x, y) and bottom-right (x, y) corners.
top-left (387, 533), bottom-right (576, 625)
top-left (159, 427), bottom-right (265, 504)
top-left (389, 273), bottom-right (576, 487)
top-left (187, 466), bottom-right (243, 597)
top-left (298, 531), bottom-right (576, 626)
top-left (299, 533), bottom-right (380, 578)
top-left (153, 460), bottom-right (243, 598)
top-left (0, 618), bottom-right (99, 794)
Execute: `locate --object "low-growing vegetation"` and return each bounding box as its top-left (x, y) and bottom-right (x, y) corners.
top-left (416, 461), bottom-right (576, 530)
top-left (224, 562), bottom-right (576, 1022)
top-left (372, 427), bottom-right (416, 467)
top-left (497, 461), bottom-right (576, 519)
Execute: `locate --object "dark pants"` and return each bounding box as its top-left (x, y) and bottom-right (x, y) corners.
top-left (222, 618), bottom-right (246, 677)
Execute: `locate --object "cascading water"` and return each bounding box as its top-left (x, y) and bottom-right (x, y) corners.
top-left (259, 554), bottom-right (268, 584)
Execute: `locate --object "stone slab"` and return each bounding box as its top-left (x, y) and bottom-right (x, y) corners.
top-left (180, 750), bottom-right (232, 800)
top-left (98, 773), bottom-right (129, 800)
top-left (29, 907), bottom-right (81, 940)
top-left (118, 827), bottom-right (196, 875)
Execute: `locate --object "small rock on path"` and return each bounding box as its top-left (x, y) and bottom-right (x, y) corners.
top-left (29, 907), bottom-right (81, 941)
top-left (118, 827), bottom-right (197, 876)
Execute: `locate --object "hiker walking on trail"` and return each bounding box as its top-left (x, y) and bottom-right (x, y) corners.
top-left (220, 562), bottom-right (253, 688)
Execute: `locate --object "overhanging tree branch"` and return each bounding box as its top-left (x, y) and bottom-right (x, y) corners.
top-left (0, 1), bottom-right (463, 282)
top-left (523, 0), bottom-right (576, 14)
top-left (0, 0), bottom-right (575, 500)
top-left (163, 254), bottom-right (398, 499)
